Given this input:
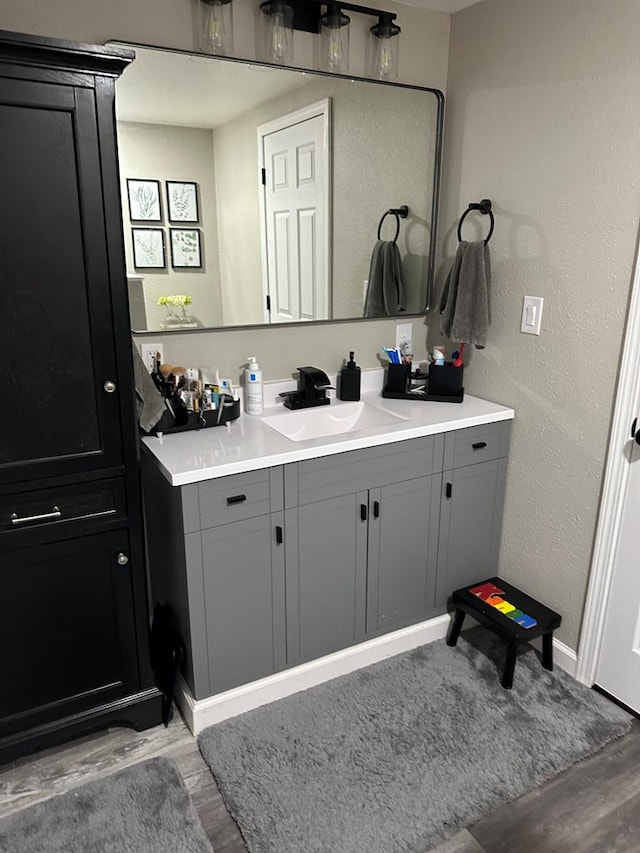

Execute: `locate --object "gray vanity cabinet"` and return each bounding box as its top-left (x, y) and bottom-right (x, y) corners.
top-left (201, 514), bottom-right (286, 693)
top-left (143, 417), bottom-right (511, 703)
top-left (366, 475), bottom-right (442, 636)
top-left (283, 434), bottom-right (444, 665)
top-left (284, 491), bottom-right (368, 664)
top-left (142, 456), bottom-right (286, 698)
top-left (435, 422), bottom-right (512, 606)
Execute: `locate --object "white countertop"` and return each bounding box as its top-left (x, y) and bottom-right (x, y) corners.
top-left (142, 370), bottom-right (514, 486)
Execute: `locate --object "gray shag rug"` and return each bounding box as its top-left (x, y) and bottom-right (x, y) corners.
top-left (198, 629), bottom-right (631, 853)
top-left (0, 756), bottom-right (212, 853)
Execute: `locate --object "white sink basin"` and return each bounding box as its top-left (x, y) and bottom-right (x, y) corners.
top-left (261, 401), bottom-right (408, 443)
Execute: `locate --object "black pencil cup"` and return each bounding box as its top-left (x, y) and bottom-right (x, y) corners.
top-left (428, 363), bottom-right (464, 397)
top-left (386, 362), bottom-right (412, 394)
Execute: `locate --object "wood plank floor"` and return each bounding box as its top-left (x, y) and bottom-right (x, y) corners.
top-left (1, 710), bottom-right (638, 852)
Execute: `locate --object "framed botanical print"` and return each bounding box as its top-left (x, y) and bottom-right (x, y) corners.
top-left (166, 181), bottom-right (199, 223)
top-left (126, 179), bottom-right (162, 222)
top-left (132, 228), bottom-right (166, 269)
top-left (170, 228), bottom-right (202, 268)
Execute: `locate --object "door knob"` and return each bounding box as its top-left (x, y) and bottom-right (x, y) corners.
top-left (104, 380), bottom-right (117, 393)
top-left (117, 552), bottom-right (129, 566)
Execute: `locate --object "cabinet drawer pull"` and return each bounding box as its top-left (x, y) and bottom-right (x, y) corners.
top-left (275, 525), bottom-right (283, 545)
top-left (360, 504), bottom-right (367, 521)
top-left (472, 441), bottom-right (488, 450)
top-left (11, 506), bottom-right (62, 525)
top-left (226, 494), bottom-right (247, 505)
top-left (373, 501), bottom-right (380, 518)
top-left (117, 552), bottom-right (129, 566)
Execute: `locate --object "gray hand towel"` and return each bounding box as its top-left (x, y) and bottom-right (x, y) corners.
top-left (364, 240), bottom-right (406, 317)
top-left (439, 239), bottom-right (491, 347)
top-left (131, 340), bottom-right (165, 433)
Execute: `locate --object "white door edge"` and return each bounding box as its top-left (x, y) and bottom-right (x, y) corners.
top-left (577, 226), bottom-right (640, 686)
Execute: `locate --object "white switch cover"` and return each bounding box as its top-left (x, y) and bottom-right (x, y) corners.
top-left (395, 322), bottom-right (413, 350)
top-left (521, 296), bottom-right (544, 335)
top-left (140, 343), bottom-right (164, 373)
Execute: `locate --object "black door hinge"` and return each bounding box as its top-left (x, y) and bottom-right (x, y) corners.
top-left (445, 482), bottom-right (452, 499)
top-left (266, 294), bottom-right (271, 312)
top-left (261, 168), bottom-right (266, 185)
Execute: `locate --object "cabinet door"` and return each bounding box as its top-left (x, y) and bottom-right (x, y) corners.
top-left (285, 492), bottom-right (368, 664)
top-left (0, 530), bottom-right (139, 736)
top-left (202, 514), bottom-right (286, 694)
top-left (0, 76), bottom-right (123, 485)
top-left (366, 475), bottom-right (441, 634)
top-left (436, 458), bottom-right (508, 606)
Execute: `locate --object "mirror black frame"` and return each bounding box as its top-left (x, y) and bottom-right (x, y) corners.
top-left (113, 42), bottom-right (445, 335)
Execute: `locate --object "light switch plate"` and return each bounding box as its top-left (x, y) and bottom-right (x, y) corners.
top-left (140, 343), bottom-right (164, 373)
top-left (521, 296), bottom-right (544, 335)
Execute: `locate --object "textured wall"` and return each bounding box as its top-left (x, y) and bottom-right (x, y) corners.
top-left (117, 121), bottom-right (223, 329)
top-left (0, 0), bottom-right (449, 373)
top-left (440, 0), bottom-right (640, 647)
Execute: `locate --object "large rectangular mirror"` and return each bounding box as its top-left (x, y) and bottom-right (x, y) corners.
top-left (113, 44), bottom-right (443, 333)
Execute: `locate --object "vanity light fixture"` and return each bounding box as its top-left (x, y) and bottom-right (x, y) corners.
top-left (318, 3), bottom-right (350, 73)
top-left (198, 0), bottom-right (234, 56)
top-left (258, 1), bottom-right (295, 65)
top-left (257, 1), bottom-right (400, 76)
top-left (368, 11), bottom-right (401, 80)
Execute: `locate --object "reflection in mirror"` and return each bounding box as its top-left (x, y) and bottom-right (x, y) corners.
top-left (113, 45), bottom-right (443, 332)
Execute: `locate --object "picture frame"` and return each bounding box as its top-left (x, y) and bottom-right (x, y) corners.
top-left (132, 228), bottom-right (166, 269)
top-left (126, 179), bottom-right (162, 222)
top-left (170, 228), bottom-right (202, 268)
top-left (166, 181), bottom-right (199, 223)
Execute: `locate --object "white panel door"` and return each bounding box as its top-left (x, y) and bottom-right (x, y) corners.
top-left (261, 111), bottom-right (328, 323)
top-left (596, 438), bottom-right (640, 712)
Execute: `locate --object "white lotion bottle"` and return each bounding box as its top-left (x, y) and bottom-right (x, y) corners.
top-left (244, 356), bottom-right (264, 415)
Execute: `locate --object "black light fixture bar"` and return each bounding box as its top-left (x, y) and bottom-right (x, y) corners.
top-left (289, 0), bottom-right (397, 33)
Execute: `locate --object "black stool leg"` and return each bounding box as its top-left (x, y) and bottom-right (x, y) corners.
top-left (502, 638), bottom-right (518, 689)
top-left (446, 609), bottom-right (466, 647)
top-left (542, 632), bottom-right (554, 671)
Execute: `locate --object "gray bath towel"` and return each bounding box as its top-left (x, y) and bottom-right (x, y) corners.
top-left (364, 240), bottom-right (406, 317)
top-left (439, 240), bottom-right (491, 347)
top-left (132, 340), bottom-right (165, 433)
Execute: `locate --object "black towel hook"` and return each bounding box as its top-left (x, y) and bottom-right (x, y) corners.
top-left (457, 198), bottom-right (494, 245)
top-left (377, 205), bottom-right (409, 243)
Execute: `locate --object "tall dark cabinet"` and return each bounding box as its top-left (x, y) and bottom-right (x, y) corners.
top-left (0, 30), bottom-right (163, 762)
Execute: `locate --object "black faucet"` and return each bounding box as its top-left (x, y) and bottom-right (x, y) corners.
top-left (279, 366), bottom-right (333, 410)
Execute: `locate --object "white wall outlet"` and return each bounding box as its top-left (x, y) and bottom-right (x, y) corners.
top-left (140, 343), bottom-right (164, 373)
top-left (395, 322), bottom-right (413, 352)
top-left (520, 296), bottom-right (544, 335)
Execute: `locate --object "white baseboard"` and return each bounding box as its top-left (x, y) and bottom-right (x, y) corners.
top-left (176, 615), bottom-right (578, 736)
top-left (177, 614), bottom-right (451, 735)
top-left (553, 639), bottom-right (578, 678)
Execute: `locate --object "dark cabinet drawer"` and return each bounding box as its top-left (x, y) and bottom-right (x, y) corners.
top-left (0, 479), bottom-right (126, 547)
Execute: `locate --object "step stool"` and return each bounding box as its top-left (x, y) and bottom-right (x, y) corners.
top-left (446, 576), bottom-right (562, 689)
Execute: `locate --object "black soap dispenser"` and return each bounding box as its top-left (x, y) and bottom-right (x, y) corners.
top-left (339, 351), bottom-right (361, 401)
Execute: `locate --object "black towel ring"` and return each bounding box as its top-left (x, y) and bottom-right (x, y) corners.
top-left (457, 198), bottom-right (494, 245)
top-left (377, 205), bottom-right (409, 243)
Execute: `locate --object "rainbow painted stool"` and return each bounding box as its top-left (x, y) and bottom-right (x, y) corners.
top-left (446, 576), bottom-right (562, 689)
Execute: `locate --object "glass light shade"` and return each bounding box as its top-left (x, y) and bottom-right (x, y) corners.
top-left (259, 2), bottom-right (294, 66)
top-left (367, 14), bottom-right (400, 80)
top-left (199, 0), bottom-right (234, 56)
top-left (319, 6), bottom-right (350, 74)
